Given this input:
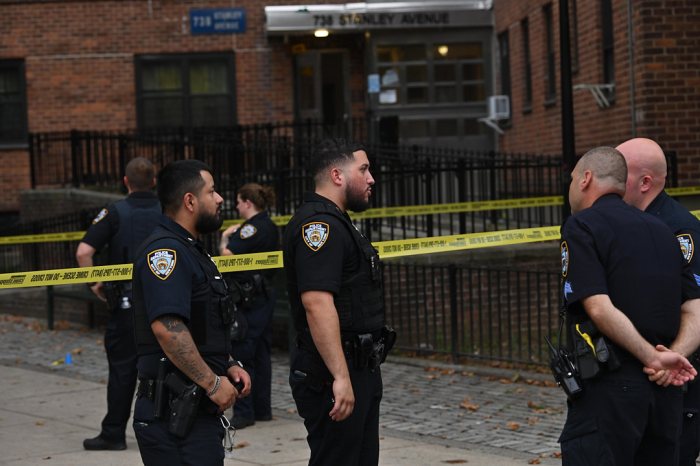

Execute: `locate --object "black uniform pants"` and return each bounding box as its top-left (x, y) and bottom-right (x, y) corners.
top-left (101, 307), bottom-right (138, 441)
top-left (290, 349), bottom-right (383, 466)
top-left (133, 397), bottom-right (225, 466)
top-left (231, 290), bottom-right (275, 421)
top-left (559, 369), bottom-right (683, 466)
top-left (679, 378), bottom-right (700, 466)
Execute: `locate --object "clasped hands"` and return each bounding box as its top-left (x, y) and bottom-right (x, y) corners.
top-left (643, 345), bottom-right (697, 387)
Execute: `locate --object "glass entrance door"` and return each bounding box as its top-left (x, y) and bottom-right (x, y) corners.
top-left (294, 51), bottom-right (350, 133)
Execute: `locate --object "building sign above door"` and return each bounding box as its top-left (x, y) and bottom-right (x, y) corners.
top-left (265, 1), bottom-right (492, 34)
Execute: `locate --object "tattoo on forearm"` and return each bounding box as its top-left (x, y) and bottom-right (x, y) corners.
top-left (156, 315), bottom-right (208, 384)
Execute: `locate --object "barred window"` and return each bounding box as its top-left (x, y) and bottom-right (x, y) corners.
top-left (0, 60), bottom-right (28, 146)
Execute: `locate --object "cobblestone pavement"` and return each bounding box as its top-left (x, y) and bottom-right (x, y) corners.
top-left (0, 314), bottom-right (566, 464)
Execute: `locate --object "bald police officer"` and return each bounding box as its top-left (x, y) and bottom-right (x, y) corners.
top-left (132, 160), bottom-right (251, 466)
top-left (617, 138), bottom-right (700, 466)
top-left (559, 146), bottom-right (699, 465)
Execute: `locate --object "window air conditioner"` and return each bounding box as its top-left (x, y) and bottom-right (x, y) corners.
top-left (487, 95), bottom-right (510, 120)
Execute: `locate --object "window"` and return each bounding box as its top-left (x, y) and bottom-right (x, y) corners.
top-left (521, 19), bottom-right (533, 111)
top-left (135, 54), bottom-right (236, 130)
top-left (601, 0), bottom-right (615, 101)
top-left (543, 4), bottom-right (556, 104)
top-left (497, 30), bottom-right (511, 123)
top-left (0, 60), bottom-right (28, 146)
top-left (375, 41), bottom-right (486, 107)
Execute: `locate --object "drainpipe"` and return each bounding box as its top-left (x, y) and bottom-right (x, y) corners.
top-left (627, 0), bottom-right (637, 137)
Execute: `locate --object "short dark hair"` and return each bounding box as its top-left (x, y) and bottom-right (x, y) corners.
top-left (307, 138), bottom-right (366, 184)
top-left (125, 157), bottom-right (155, 191)
top-left (157, 160), bottom-right (212, 214)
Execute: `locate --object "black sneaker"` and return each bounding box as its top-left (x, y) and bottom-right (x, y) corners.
top-left (255, 414), bottom-right (273, 422)
top-left (83, 435), bottom-right (127, 451)
top-left (231, 416), bottom-right (255, 430)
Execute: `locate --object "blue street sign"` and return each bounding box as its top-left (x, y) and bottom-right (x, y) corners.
top-left (190, 8), bottom-right (246, 35)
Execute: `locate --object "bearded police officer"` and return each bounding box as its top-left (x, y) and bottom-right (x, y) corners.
top-left (76, 157), bottom-right (161, 451)
top-left (617, 138), bottom-right (700, 466)
top-left (283, 138), bottom-right (395, 466)
top-left (132, 160), bottom-right (251, 466)
top-left (559, 146), bottom-right (700, 465)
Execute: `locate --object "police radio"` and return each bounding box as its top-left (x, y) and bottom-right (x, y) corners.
top-left (545, 336), bottom-right (583, 399)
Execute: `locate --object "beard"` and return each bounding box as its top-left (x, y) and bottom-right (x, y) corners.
top-left (345, 183), bottom-right (371, 213)
top-left (195, 209), bottom-right (223, 234)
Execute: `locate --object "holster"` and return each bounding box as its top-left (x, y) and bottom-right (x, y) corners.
top-left (345, 326), bottom-right (397, 371)
top-left (571, 321), bottom-right (620, 379)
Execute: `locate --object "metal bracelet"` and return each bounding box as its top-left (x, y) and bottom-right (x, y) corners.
top-left (206, 375), bottom-right (221, 397)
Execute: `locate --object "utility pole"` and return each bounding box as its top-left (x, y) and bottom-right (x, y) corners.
top-left (559, 0), bottom-right (576, 220)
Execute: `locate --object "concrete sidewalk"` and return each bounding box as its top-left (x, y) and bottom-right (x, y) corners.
top-left (0, 365), bottom-right (556, 466)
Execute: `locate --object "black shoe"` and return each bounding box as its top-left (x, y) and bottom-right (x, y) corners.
top-left (255, 414), bottom-right (273, 422)
top-left (230, 416), bottom-right (255, 430)
top-left (83, 435), bottom-right (127, 451)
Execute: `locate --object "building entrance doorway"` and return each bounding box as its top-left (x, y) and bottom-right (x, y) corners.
top-left (294, 51), bottom-right (350, 132)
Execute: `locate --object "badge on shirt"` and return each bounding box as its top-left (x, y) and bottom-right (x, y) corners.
top-left (302, 222), bottom-right (329, 251)
top-left (239, 224), bottom-right (257, 239)
top-left (677, 234), bottom-right (694, 264)
top-left (92, 208), bottom-right (108, 224)
top-left (560, 241), bottom-right (569, 277)
top-left (147, 249), bottom-right (177, 280)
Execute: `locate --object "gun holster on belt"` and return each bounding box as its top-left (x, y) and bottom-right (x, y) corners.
top-left (571, 321), bottom-right (620, 379)
top-left (345, 326), bottom-right (397, 371)
top-left (102, 282), bottom-right (132, 311)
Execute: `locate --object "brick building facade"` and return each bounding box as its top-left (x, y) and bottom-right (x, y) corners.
top-left (494, 0), bottom-right (700, 183)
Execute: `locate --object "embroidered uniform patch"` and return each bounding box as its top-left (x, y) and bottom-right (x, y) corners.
top-left (302, 222), bottom-right (329, 251)
top-left (240, 224), bottom-right (257, 239)
top-left (677, 234), bottom-right (694, 264)
top-left (147, 249), bottom-right (177, 280)
top-left (560, 241), bottom-right (569, 277)
top-left (92, 208), bottom-right (108, 224)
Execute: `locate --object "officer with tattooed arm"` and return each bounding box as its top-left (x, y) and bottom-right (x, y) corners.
top-left (132, 160), bottom-right (251, 466)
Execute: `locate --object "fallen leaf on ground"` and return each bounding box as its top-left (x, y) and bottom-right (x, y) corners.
top-left (459, 398), bottom-right (479, 411)
top-left (443, 460), bottom-right (467, 464)
top-left (234, 441), bottom-right (250, 449)
top-left (528, 459), bottom-right (541, 464)
top-left (35, 420), bottom-right (45, 426)
top-left (506, 421), bottom-right (520, 430)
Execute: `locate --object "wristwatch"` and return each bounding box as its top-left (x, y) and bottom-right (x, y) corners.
top-left (227, 359), bottom-right (244, 369)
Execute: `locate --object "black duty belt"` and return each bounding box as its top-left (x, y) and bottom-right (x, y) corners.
top-left (136, 378), bottom-right (156, 400)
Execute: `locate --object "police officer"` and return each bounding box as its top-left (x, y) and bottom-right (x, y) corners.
top-left (219, 183), bottom-right (279, 429)
top-left (617, 137), bottom-right (700, 466)
top-left (283, 138), bottom-right (394, 466)
top-left (76, 157), bottom-right (161, 451)
top-left (559, 146), bottom-right (700, 465)
top-left (131, 160), bottom-right (251, 466)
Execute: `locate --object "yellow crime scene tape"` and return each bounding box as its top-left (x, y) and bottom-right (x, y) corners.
top-left (0, 225), bottom-right (564, 289)
top-left (2, 187), bottom-right (699, 246)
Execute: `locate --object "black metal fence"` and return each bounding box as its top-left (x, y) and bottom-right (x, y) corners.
top-left (384, 261), bottom-right (560, 366)
top-left (29, 126), bottom-right (566, 238)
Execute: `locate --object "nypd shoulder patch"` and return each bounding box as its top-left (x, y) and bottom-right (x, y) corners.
top-left (92, 208), bottom-right (108, 224)
top-left (560, 241), bottom-right (569, 277)
top-left (302, 222), bottom-right (329, 251)
top-left (677, 234), bottom-right (694, 264)
top-left (147, 249), bottom-right (177, 280)
top-left (240, 224), bottom-right (257, 239)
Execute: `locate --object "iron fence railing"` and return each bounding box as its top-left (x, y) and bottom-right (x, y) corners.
top-left (384, 261), bottom-right (561, 366)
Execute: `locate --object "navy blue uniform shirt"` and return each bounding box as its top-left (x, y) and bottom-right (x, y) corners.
top-left (226, 211), bottom-right (279, 282)
top-left (561, 194), bottom-right (700, 364)
top-left (646, 191), bottom-right (700, 285)
top-left (284, 192), bottom-right (361, 297)
top-left (81, 191), bottom-right (159, 252)
top-left (134, 216), bottom-right (227, 377)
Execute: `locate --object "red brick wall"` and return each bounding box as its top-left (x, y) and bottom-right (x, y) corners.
top-left (1, 0), bottom-right (357, 132)
top-left (494, 0), bottom-right (700, 185)
top-left (0, 150), bottom-right (31, 212)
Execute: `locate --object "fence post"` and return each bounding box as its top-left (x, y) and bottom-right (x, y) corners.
top-left (449, 264), bottom-right (458, 361)
top-left (70, 130), bottom-right (81, 188)
top-left (457, 158), bottom-right (466, 233)
top-left (46, 286), bottom-right (55, 330)
top-left (28, 133), bottom-right (37, 188)
top-left (425, 157), bottom-right (433, 237)
top-left (489, 150), bottom-right (498, 227)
